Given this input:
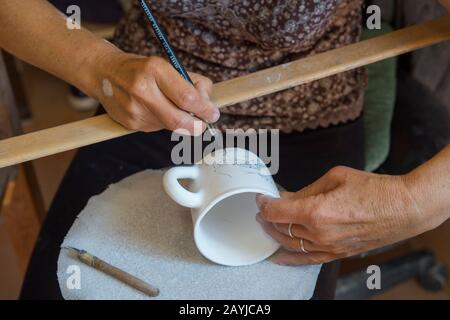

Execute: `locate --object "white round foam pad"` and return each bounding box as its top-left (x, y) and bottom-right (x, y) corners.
top-left (57, 169), bottom-right (321, 300)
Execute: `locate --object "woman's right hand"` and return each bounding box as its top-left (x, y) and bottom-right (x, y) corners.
top-left (93, 51), bottom-right (220, 135)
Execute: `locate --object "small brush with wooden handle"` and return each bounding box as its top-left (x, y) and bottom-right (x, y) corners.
top-left (63, 246), bottom-right (160, 298)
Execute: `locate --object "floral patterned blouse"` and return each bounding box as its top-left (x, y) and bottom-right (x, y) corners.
top-left (113, 0), bottom-right (367, 133)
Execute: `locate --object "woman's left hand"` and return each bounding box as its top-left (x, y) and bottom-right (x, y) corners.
top-left (255, 166), bottom-right (438, 265)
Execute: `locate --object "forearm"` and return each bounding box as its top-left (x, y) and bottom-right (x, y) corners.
top-left (0, 0), bottom-right (120, 98)
top-left (404, 145), bottom-right (450, 229)
top-left (409, 0), bottom-right (450, 223)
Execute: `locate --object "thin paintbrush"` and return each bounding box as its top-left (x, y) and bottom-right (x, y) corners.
top-left (138, 0), bottom-right (217, 136)
top-left (63, 246), bottom-right (160, 297)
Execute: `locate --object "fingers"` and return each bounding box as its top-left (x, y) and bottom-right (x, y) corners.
top-left (103, 88), bottom-right (164, 132)
top-left (124, 101), bottom-right (163, 133)
top-left (273, 222), bottom-right (309, 239)
top-left (191, 73), bottom-right (221, 125)
top-left (105, 55), bottom-right (219, 133)
top-left (256, 170), bottom-right (344, 225)
top-left (256, 194), bottom-right (318, 225)
top-left (138, 85), bottom-right (206, 136)
top-left (190, 72), bottom-right (213, 98)
top-left (272, 250), bottom-right (337, 266)
top-left (256, 214), bottom-right (326, 253)
top-left (152, 58), bottom-right (220, 124)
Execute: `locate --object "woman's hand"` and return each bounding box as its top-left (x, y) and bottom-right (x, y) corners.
top-left (256, 164), bottom-right (449, 266)
top-left (0, 1), bottom-right (219, 135)
top-left (92, 51), bottom-right (220, 135)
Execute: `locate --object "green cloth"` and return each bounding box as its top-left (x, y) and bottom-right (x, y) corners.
top-left (362, 23), bottom-right (397, 172)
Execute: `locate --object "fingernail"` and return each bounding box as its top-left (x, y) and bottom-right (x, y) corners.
top-left (208, 108), bottom-right (220, 123)
top-left (256, 194), bottom-right (272, 210)
top-left (275, 260), bottom-right (288, 266)
top-left (272, 253), bottom-right (289, 264)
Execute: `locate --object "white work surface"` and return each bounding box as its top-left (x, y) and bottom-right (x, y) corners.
top-left (57, 169), bottom-right (321, 300)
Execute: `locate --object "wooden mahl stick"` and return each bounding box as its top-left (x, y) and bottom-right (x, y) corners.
top-left (64, 247), bottom-right (160, 298)
top-left (1, 16), bottom-right (449, 168)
